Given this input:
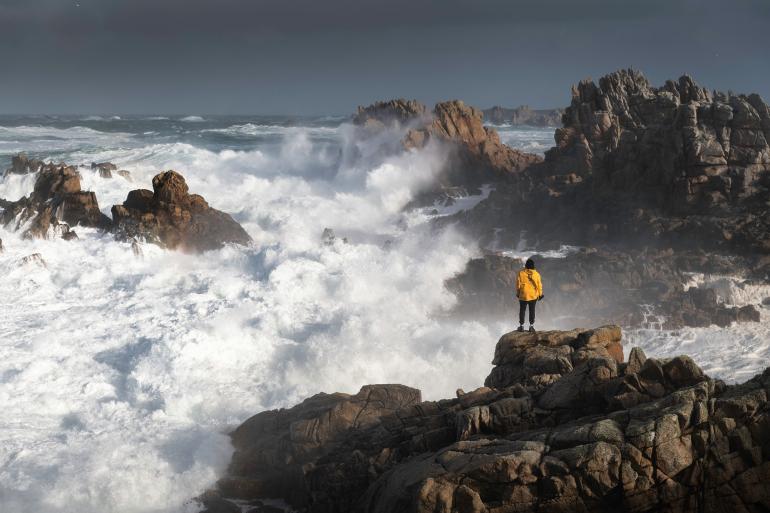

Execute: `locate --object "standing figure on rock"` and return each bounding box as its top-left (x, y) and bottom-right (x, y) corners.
top-left (516, 258), bottom-right (543, 332)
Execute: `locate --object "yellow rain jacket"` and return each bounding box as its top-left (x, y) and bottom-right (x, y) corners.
top-left (516, 268), bottom-right (543, 301)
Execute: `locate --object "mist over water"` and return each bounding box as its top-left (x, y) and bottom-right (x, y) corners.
top-left (0, 117), bottom-right (767, 512)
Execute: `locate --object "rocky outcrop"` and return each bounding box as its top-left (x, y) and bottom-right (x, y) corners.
top-left (353, 99), bottom-right (428, 129)
top-left (204, 327), bottom-right (770, 513)
top-left (111, 170), bottom-right (251, 252)
top-left (408, 101), bottom-right (542, 183)
top-left (0, 164), bottom-right (110, 239)
top-left (483, 105), bottom-right (564, 127)
top-left (354, 99), bottom-right (542, 190)
top-left (457, 70), bottom-right (770, 255)
top-left (91, 161), bottom-right (117, 178)
top-left (4, 153), bottom-right (45, 175)
top-left (446, 250), bottom-right (762, 329)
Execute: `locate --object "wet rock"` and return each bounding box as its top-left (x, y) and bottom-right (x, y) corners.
top-left (116, 169), bottom-right (132, 181)
top-left (111, 170), bottom-right (251, 252)
top-left (91, 161), bottom-right (117, 172)
top-left (1, 164), bottom-right (110, 240)
top-left (196, 491), bottom-right (241, 513)
top-left (0, 238), bottom-right (3, 253)
top-left (131, 240), bottom-right (143, 257)
top-left (5, 153), bottom-right (44, 175)
top-left (207, 327), bottom-right (770, 513)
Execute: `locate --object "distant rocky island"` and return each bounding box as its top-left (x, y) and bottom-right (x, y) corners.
top-left (482, 105), bottom-right (564, 127)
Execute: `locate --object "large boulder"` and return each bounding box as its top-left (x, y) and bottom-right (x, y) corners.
top-left (205, 327), bottom-right (770, 513)
top-left (111, 170), bottom-right (251, 252)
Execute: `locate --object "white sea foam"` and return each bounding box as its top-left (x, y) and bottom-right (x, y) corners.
top-left (0, 124), bottom-right (506, 513)
top-left (0, 171), bottom-right (38, 202)
top-left (487, 124), bottom-right (555, 156)
top-left (180, 116), bottom-right (205, 122)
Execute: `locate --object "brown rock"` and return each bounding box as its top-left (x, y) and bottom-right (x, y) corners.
top-left (207, 327), bottom-right (770, 513)
top-left (5, 153), bottom-right (44, 175)
top-left (111, 170), bottom-right (251, 252)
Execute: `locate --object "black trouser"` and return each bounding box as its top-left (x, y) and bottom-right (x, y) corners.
top-left (519, 300), bottom-right (536, 325)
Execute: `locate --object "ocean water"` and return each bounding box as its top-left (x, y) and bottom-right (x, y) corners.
top-left (0, 116), bottom-right (767, 513)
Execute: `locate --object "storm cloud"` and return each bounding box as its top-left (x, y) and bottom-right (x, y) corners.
top-left (0, 0), bottom-right (767, 114)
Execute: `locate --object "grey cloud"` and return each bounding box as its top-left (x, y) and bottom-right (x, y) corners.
top-left (0, 0), bottom-right (767, 114)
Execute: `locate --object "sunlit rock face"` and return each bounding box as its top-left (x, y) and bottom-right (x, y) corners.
top-left (0, 162), bottom-right (110, 240)
top-left (204, 326), bottom-right (770, 513)
top-left (354, 98), bottom-right (542, 191)
top-left (111, 170), bottom-right (252, 252)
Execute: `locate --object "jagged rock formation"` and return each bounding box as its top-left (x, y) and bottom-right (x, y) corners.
top-left (0, 164), bottom-right (110, 239)
top-left (91, 161), bottom-right (117, 178)
top-left (457, 69), bottom-right (770, 255)
top-left (111, 170), bottom-right (252, 252)
top-left (447, 250), bottom-right (761, 329)
top-left (353, 99), bottom-right (428, 129)
top-left (203, 327), bottom-right (770, 513)
top-left (4, 153), bottom-right (45, 175)
top-left (354, 99), bottom-right (542, 190)
top-left (483, 105), bottom-right (564, 127)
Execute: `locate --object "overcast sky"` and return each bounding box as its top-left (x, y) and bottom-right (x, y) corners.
top-left (0, 0), bottom-right (768, 115)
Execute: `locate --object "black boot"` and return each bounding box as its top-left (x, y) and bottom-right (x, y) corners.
top-left (529, 325), bottom-right (536, 332)
top-left (517, 325), bottom-right (524, 332)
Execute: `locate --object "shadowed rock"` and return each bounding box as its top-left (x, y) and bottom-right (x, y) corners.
top-left (4, 153), bottom-right (45, 175)
top-left (204, 326), bottom-right (770, 513)
top-left (111, 170), bottom-right (251, 252)
top-left (458, 69), bottom-right (770, 255)
top-left (446, 249), bottom-right (763, 329)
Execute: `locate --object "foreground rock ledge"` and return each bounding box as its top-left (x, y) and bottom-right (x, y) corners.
top-left (202, 326), bottom-right (770, 513)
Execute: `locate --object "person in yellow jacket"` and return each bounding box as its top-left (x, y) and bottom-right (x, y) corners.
top-left (515, 258), bottom-right (543, 332)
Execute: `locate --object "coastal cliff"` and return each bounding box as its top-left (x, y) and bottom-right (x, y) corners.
top-left (201, 326), bottom-right (770, 513)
